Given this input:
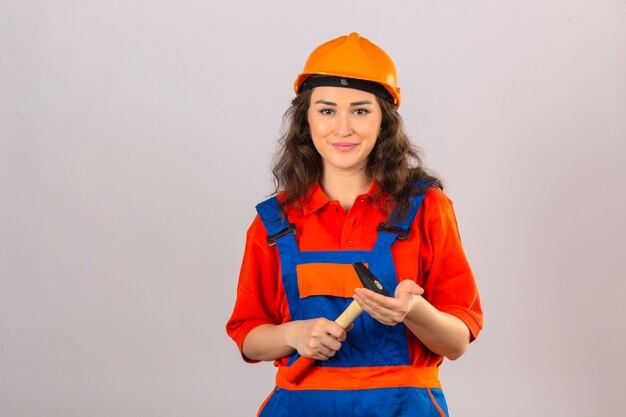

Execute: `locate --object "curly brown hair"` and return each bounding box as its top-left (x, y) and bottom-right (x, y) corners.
top-left (272, 90), bottom-right (442, 222)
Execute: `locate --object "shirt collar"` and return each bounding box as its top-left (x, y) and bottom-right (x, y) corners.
top-left (300, 181), bottom-right (383, 216)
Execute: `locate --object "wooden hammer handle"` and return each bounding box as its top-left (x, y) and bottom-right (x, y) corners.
top-left (284, 300), bottom-right (364, 384)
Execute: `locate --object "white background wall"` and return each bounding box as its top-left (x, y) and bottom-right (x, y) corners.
top-left (1, 1), bottom-right (625, 416)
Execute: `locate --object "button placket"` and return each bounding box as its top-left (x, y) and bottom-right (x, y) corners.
top-left (343, 197), bottom-right (365, 249)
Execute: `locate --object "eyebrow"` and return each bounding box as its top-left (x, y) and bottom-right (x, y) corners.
top-left (314, 99), bottom-right (375, 106)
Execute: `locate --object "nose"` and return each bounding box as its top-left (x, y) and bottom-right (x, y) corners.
top-left (334, 113), bottom-right (353, 137)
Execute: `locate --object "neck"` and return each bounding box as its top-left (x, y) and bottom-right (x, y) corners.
top-left (321, 169), bottom-right (372, 212)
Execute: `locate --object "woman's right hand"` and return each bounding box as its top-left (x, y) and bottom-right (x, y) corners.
top-left (284, 318), bottom-right (349, 361)
top-left (242, 319), bottom-right (351, 362)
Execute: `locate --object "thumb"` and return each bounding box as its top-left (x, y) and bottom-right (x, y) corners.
top-left (395, 279), bottom-right (425, 297)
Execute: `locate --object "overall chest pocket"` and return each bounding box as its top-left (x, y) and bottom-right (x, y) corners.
top-left (296, 263), bottom-right (363, 299)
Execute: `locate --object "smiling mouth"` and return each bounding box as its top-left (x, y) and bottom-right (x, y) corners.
top-left (332, 142), bottom-right (358, 151)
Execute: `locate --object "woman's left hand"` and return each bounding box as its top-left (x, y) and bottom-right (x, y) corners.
top-left (353, 279), bottom-right (424, 326)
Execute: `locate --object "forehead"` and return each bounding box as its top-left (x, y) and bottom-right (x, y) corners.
top-left (310, 86), bottom-right (378, 104)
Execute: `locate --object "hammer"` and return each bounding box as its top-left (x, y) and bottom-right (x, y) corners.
top-left (284, 262), bottom-right (390, 384)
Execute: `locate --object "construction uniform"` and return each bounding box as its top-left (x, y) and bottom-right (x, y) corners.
top-left (226, 183), bottom-right (483, 416)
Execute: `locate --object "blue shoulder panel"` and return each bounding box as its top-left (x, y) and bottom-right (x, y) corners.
top-left (255, 196), bottom-right (285, 236)
top-left (255, 196), bottom-right (298, 252)
top-left (373, 183), bottom-right (435, 251)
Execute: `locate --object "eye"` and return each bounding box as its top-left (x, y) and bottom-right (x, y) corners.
top-left (353, 108), bottom-right (370, 115)
top-left (319, 108), bottom-right (334, 115)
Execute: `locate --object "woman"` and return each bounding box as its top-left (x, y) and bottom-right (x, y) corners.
top-left (227, 32), bottom-right (483, 417)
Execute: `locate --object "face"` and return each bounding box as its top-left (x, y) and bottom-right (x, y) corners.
top-left (307, 86), bottom-right (382, 176)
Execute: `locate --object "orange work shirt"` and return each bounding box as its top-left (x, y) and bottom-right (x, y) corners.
top-left (226, 183), bottom-right (483, 368)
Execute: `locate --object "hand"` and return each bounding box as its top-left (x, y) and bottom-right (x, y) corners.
top-left (353, 279), bottom-right (425, 326)
top-left (285, 318), bottom-right (349, 361)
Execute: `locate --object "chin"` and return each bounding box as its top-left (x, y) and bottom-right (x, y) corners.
top-left (327, 160), bottom-right (367, 172)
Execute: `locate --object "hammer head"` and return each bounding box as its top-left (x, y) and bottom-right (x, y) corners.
top-left (352, 262), bottom-right (389, 296)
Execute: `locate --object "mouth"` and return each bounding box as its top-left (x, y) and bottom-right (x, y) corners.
top-left (331, 142), bottom-right (358, 151)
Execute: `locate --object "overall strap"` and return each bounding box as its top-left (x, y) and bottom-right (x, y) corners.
top-left (373, 184), bottom-right (435, 251)
top-left (255, 196), bottom-right (298, 252)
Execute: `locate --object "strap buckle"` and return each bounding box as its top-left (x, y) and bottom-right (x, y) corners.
top-left (377, 223), bottom-right (410, 240)
top-left (266, 223), bottom-right (297, 246)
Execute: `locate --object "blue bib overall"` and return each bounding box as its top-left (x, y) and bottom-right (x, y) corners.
top-left (255, 190), bottom-right (449, 417)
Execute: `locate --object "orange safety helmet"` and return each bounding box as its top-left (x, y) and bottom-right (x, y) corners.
top-left (294, 32), bottom-right (402, 107)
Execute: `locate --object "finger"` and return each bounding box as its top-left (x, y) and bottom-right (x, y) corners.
top-left (315, 344), bottom-right (339, 360)
top-left (352, 291), bottom-right (379, 315)
top-left (354, 290), bottom-right (404, 326)
top-left (322, 335), bottom-right (342, 352)
top-left (355, 287), bottom-right (394, 306)
top-left (353, 299), bottom-right (391, 324)
top-left (354, 287), bottom-right (378, 300)
top-left (355, 288), bottom-right (399, 312)
top-left (325, 323), bottom-right (347, 340)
